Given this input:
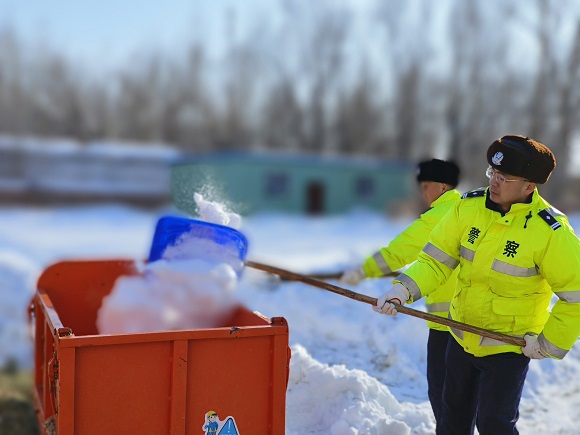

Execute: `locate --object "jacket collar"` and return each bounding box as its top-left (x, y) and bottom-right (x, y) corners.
top-left (485, 187), bottom-right (536, 216)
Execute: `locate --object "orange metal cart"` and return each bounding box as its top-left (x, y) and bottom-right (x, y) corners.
top-left (30, 259), bottom-right (290, 435)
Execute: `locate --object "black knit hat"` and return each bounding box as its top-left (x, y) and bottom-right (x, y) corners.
top-left (486, 135), bottom-right (556, 184)
top-left (416, 159), bottom-right (460, 187)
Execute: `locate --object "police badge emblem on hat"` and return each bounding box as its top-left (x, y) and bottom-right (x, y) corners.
top-left (492, 152), bottom-right (504, 165)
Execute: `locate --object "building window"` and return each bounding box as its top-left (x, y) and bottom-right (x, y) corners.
top-left (265, 172), bottom-right (290, 197)
top-left (355, 176), bottom-right (374, 199)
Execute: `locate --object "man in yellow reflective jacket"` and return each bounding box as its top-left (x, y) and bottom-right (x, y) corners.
top-left (340, 158), bottom-right (461, 425)
top-left (374, 135), bottom-right (580, 435)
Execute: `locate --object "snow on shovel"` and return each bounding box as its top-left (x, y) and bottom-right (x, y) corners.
top-left (148, 216), bottom-right (248, 274)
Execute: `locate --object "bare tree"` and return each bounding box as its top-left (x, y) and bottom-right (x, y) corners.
top-left (333, 65), bottom-right (387, 155)
top-left (165, 46), bottom-right (216, 151)
top-left (374, 0), bottom-right (441, 161)
top-left (260, 77), bottom-right (305, 151)
top-left (394, 62), bottom-right (421, 160)
top-left (0, 26), bottom-right (30, 135)
top-left (110, 53), bottom-right (169, 142)
top-left (527, 0), bottom-right (559, 142)
top-left (219, 45), bottom-right (260, 150)
top-left (19, 48), bottom-right (91, 140)
top-left (445, 0), bottom-right (486, 167)
top-left (443, 0), bottom-right (522, 186)
top-left (547, 17), bottom-right (580, 207)
top-left (278, 1), bottom-right (350, 154)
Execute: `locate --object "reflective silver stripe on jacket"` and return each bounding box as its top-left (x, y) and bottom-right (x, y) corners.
top-left (449, 314), bottom-right (523, 347)
top-left (423, 243), bottom-right (460, 269)
top-left (426, 302), bottom-right (450, 313)
top-left (491, 259), bottom-right (538, 277)
top-left (480, 336), bottom-right (522, 346)
top-left (448, 314), bottom-right (464, 340)
top-left (460, 245), bottom-right (475, 262)
top-left (554, 291), bottom-right (580, 303)
top-left (546, 206), bottom-right (565, 218)
top-left (450, 326), bottom-right (463, 339)
top-left (397, 274), bottom-right (422, 302)
top-left (372, 251), bottom-right (393, 275)
top-left (539, 332), bottom-right (568, 359)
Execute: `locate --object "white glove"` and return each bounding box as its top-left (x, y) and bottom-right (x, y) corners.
top-left (373, 283), bottom-right (411, 316)
top-left (339, 267), bottom-right (366, 286)
top-left (522, 333), bottom-right (548, 359)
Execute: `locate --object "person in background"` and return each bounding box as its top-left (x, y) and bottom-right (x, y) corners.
top-left (374, 135), bottom-right (580, 435)
top-left (340, 158), bottom-right (462, 425)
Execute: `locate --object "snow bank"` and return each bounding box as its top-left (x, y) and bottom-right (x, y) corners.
top-left (286, 345), bottom-right (434, 435)
top-left (0, 251), bottom-right (39, 367)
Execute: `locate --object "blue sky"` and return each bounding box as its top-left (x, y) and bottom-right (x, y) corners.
top-left (2, 1), bottom-right (574, 90)
top-left (0, 0), bottom-right (377, 74)
top-left (0, 0), bottom-right (268, 72)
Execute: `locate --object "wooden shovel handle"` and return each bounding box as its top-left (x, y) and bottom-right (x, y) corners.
top-left (285, 271), bottom-right (342, 281)
top-left (280, 271), bottom-right (397, 281)
top-left (246, 260), bottom-right (526, 347)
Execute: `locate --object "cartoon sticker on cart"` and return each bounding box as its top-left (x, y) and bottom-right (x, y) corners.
top-left (202, 410), bottom-right (240, 435)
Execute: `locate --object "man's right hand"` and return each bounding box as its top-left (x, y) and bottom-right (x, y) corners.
top-left (373, 283), bottom-right (411, 316)
top-left (339, 267), bottom-right (366, 286)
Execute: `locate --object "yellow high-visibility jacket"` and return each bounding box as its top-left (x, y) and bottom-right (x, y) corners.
top-left (362, 189), bottom-right (461, 331)
top-left (397, 187), bottom-right (580, 358)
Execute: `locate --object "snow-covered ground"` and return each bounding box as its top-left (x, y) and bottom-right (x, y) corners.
top-left (1, 203), bottom-right (580, 434)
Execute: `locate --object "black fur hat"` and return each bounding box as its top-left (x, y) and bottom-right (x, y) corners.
top-left (416, 159), bottom-right (460, 187)
top-left (487, 135), bottom-right (556, 184)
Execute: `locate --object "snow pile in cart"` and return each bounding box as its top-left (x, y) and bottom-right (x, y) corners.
top-left (97, 193), bottom-right (243, 334)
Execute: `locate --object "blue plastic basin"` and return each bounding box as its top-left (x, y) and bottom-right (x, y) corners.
top-left (148, 216), bottom-right (249, 268)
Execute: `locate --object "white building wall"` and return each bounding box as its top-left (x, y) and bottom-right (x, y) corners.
top-left (0, 136), bottom-right (183, 204)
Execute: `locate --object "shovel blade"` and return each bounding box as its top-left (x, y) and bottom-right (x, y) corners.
top-left (148, 216), bottom-right (249, 270)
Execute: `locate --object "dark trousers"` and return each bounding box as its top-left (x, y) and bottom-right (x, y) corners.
top-left (427, 329), bottom-right (450, 426)
top-left (437, 337), bottom-right (530, 435)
